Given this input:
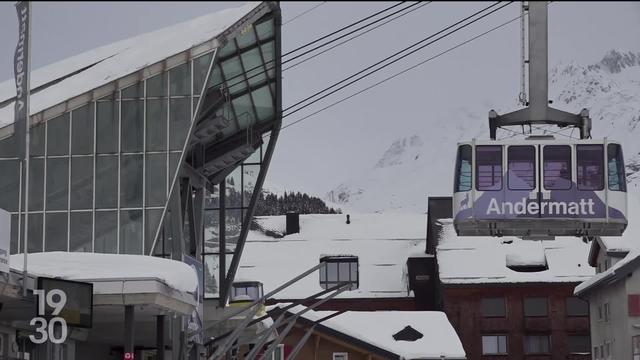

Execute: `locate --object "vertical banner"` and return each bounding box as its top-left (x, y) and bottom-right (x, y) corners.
top-left (14, 1), bottom-right (30, 160)
top-left (184, 255), bottom-right (204, 345)
top-left (0, 210), bottom-right (9, 274)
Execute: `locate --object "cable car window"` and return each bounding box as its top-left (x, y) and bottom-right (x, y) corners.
top-left (476, 145), bottom-right (502, 191)
top-left (544, 145), bottom-right (572, 190)
top-left (607, 143), bottom-right (626, 192)
top-left (577, 145), bottom-right (604, 191)
top-left (455, 145), bottom-right (472, 192)
top-left (508, 146), bottom-right (535, 190)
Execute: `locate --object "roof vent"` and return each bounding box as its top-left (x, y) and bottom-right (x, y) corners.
top-left (392, 326), bottom-right (423, 342)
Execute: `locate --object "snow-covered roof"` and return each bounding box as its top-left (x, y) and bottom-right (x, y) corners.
top-left (10, 252), bottom-right (198, 293)
top-left (575, 194), bottom-right (640, 295)
top-left (275, 305), bottom-right (466, 359)
top-left (237, 213), bottom-right (427, 299)
top-left (0, 2), bottom-right (265, 127)
top-left (437, 219), bottom-right (594, 285)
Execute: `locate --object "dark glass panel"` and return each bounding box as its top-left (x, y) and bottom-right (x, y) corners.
top-left (205, 186), bottom-right (219, 209)
top-left (0, 134), bottom-right (17, 158)
top-left (577, 144), bottom-right (604, 191)
top-left (71, 103), bottom-right (94, 155)
top-left (243, 165), bottom-right (259, 207)
top-left (250, 86), bottom-right (273, 122)
top-left (204, 209), bottom-right (219, 253)
top-left (566, 297), bottom-right (589, 316)
top-left (121, 83), bottom-right (142, 99)
top-left (146, 99), bottom-right (167, 151)
top-left (255, 18), bottom-right (274, 41)
top-left (232, 94), bottom-right (254, 129)
top-left (476, 146), bottom-right (502, 191)
top-left (193, 53), bottom-right (213, 96)
top-left (524, 335), bottom-right (550, 354)
top-left (608, 143), bottom-right (627, 192)
top-left (568, 336), bottom-right (590, 353)
top-left (524, 297), bottom-right (548, 317)
top-left (455, 145), bottom-right (472, 192)
top-left (260, 42), bottom-right (276, 78)
top-left (241, 48), bottom-right (266, 87)
top-left (208, 64), bottom-right (223, 89)
top-left (27, 213), bottom-right (43, 253)
top-left (481, 297), bottom-right (506, 317)
top-left (95, 156), bottom-right (118, 209)
top-left (120, 154), bottom-right (143, 208)
top-left (226, 167), bottom-right (242, 208)
top-left (146, 72), bottom-right (167, 98)
top-left (145, 153), bottom-right (167, 207)
top-left (46, 157), bottom-right (69, 211)
top-left (170, 63), bottom-right (191, 97)
top-left (217, 40), bottom-right (237, 58)
top-left (70, 212), bottom-right (92, 252)
top-left (31, 122), bottom-right (45, 156)
top-left (10, 214), bottom-right (19, 254)
top-left (28, 158), bottom-right (44, 211)
top-left (120, 210), bottom-right (142, 255)
top-left (169, 98), bottom-right (191, 150)
top-left (144, 209), bottom-right (163, 255)
top-left (95, 211), bottom-right (117, 253)
top-left (121, 100), bottom-right (143, 153)
top-left (508, 146), bottom-right (535, 190)
top-left (96, 100), bottom-right (118, 154)
top-left (236, 27), bottom-right (257, 49)
top-left (45, 212), bottom-right (67, 251)
top-left (225, 209), bottom-right (242, 252)
top-left (47, 113), bottom-right (70, 156)
top-left (0, 160), bottom-right (20, 212)
top-left (70, 156), bottom-right (93, 210)
top-left (222, 57), bottom-right (246, 95)
top-left (544, 145), bottom-right (572, 190)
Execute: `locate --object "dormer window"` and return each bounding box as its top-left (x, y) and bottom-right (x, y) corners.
top-left (230, 281), bottom-right (264, 303)
top-left (319, 256), bottom-right (359, 290)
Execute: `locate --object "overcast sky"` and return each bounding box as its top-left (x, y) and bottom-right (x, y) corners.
top-left (1, 1), bottom-right (639, 195)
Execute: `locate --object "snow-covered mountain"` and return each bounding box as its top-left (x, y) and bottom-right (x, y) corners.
top-left (326, 50), bottom-right (640, 213)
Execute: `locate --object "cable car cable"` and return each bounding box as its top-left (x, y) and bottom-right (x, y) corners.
top-left (283, 2), bottom-right (327, 26)
top-left (282, 1), bottom-right (512, 118)
top-left (266, 8), bottom-right (524, 135)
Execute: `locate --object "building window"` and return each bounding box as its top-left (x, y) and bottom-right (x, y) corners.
top-left (524, 335), bottom-right (550, 354)
top-left (604, 303), bottom-right (610, 322)
top-left (524, 297), bottom-right (548, 317)
top-left (632, 335), bottom-right (640, 360)
top-left (604, 342), bottom-right (611, 359)
top-left (320, 256), bottom-right (359, 290)
top-left (605, 258), bottom-right (611, 270)
top-left (607, 143), bottom-right (627, 192)
top-left (568, 335), bottom-right (591, 354)
top-left (476, 145), bottom-right (503, 191)
top-left (598, 304), bottom-right (603, 321)
top-left (482, 335), bottom-right (508, 355)
top-left (566, 297), bottom-right (589, 317)
top-left (332, 353), bottom-right (348, 360)
top-left (481, 297), bottom-right (506, 318)
top-left (630, 295), bottom-right (640, 316)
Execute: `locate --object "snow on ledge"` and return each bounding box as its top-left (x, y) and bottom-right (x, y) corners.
top-left (10, 252), bottom-right (198, 293)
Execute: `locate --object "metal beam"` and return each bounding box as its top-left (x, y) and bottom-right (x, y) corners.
top-left (528, 1), bottom-right (548, 121)
top-left (157, 315), bottom-right (166, 360)
top-left (218, 180), bottom-right (227, 308)
top-left (221, 2), bottom-right (283, 306)
top-left (208, 302), bottom-right (262, 360)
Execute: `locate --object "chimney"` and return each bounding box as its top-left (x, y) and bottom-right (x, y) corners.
top-left (346, 214), bottom-right (351, 225)
top-left (286, 212), bottom-right (299, 235)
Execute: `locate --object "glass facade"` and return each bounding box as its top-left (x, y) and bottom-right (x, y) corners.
top-left (2, 10), bottom-right (280, 304)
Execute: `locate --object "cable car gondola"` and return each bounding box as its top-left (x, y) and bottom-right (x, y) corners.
top-left (451, 2), bottom-right (628, 238)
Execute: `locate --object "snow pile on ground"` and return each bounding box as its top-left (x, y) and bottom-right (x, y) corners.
top-left (239, 213), bottom-right (427, 299)
top-left (273, 304), bottom-right (466, 359)
top-left (10, 252), bottom-right (198, 293)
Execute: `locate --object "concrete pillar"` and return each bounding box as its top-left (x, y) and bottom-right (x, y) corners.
top-left (157, 315), bottom-right (165, 360)
top-left (124, 305), bottom-right (135, 359)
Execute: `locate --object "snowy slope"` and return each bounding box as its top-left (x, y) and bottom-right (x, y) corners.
top-left (326, 50), bottom-right (640, 213)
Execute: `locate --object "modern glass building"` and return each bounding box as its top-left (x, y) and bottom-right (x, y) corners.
top-left (1, 1), bottom-right (281, 306)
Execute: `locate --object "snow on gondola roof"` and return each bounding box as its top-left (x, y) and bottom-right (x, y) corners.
top-left (0, 2), bottom-right (265, 127)
top-left (237, 213), bottom-right (428, 299)
top-left (437, 218), bottom-right (594, 285)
